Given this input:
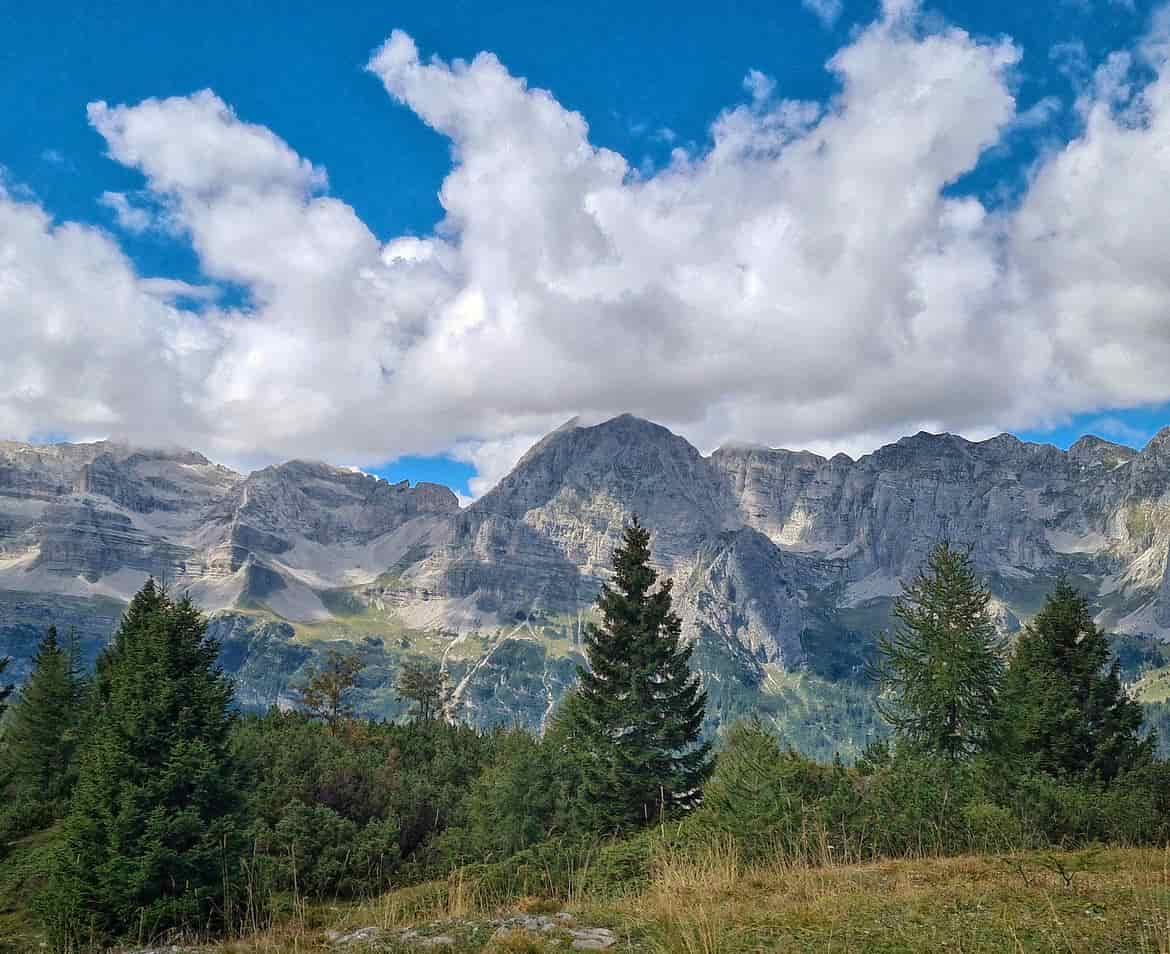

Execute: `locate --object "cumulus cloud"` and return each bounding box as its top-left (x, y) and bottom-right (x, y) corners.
top-left (0, 186), bottom-right (216, 444)
top-left (451, 433), bottom-right (548, 500)
top-left (5, 4), bottom-right (1170, 495)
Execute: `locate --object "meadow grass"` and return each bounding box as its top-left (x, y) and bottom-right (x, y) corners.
top-left (83, 843), bottom-right (1165, 953)
top-left (7, 826), bottom-right (1168, 952)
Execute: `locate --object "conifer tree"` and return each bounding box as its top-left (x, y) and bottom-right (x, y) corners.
top-left (41, 580), bottom-right (244, 946)
top-left (874, 542), bottom-right (1005, 760)
top-left (572, 516), bottom-right (710, 831)
top-left (3, 626), bottom-right (86, 813)
top-left (0, 655), bottom-right (11, 719)
top-left (996, 580), bottom-right (1153, 781)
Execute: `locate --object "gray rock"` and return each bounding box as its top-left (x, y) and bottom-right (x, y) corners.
top-left (492, 913), bottom-right (615, 948)
top-left (331, 925), bottom-right (382, 945)
top-left (569, 927), bottom-right (617, 949)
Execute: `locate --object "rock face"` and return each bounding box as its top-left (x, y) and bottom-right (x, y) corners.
top-left (4, 415), bottom-right (1170, 741)
top-left (0, 441), bottom-right (458, 614)
top-left (0, 441), bottom-right (240, 594)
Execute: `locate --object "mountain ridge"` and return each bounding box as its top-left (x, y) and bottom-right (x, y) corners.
top-left (3, 415), bottom-right (1170, 749)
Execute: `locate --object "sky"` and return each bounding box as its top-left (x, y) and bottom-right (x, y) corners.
top-left (4, 0), bottom-right (1170, 499)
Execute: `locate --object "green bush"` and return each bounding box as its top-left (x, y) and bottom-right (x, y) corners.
top-left (254, 800), bottom-right (401, 898)
top-left (433, 729), bottom-right (562, 865)
top-left (961, 802), bottom-right (1030, 853)
top-left (855, 747), bottom-right (985, 856)
top-left (1005, 764), bottom-right (1170, 847)
top-left (448, 827), bottom-right (668, 909)
top-left (696, 718), bottom-right (841, 861)
top-left (230, 709), bottom-right (497, 897)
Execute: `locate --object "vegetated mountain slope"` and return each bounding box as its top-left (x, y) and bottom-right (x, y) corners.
top-left (3, 416), bottom-right (1170, 752)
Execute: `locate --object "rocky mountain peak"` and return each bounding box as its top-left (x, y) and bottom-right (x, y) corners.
top-left (477, 413), bottom-right (724, 519)
top-left (1142, 426), bottom-right (1170, 458)
top-left (1068, 435), bottom-right (1138, 469)
top-left (225, 459), bottom-right (458, 546)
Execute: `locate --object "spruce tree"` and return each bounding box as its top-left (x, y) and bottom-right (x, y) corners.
top-left (41, 580), bottom-right (244, 946)
top-left (3, 626), bottom-right (86, 816)
top-left (874, 542), bottom-right (1005, 760)
top-left (572, 516), bottom-right (710, 831)
top-left (996, 580), bottom-right (1152, 781)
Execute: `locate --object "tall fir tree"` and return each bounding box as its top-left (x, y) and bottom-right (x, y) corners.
top-left (572, 516), bottom-right (711, 831)
top-left (41, 580), bottom-right (245, 946)
top-left (2, 626), bottom-right (86, 819)
top-left (874, 541), bottom-right (1005, 760)
top-left (996, 580), bottom-right (1153, 781)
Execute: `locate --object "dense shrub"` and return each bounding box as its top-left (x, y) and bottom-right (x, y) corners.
top-left (433, 729), bottom-right (561, 864)
top-left (697, 718), bottom-right (840, 861)
top-left (1003, 763), bottom-right (1170, 847)
top-left (255, 800), bottom-right (400, 898)
top-left (690, 720), bottom-right (1170, 868)
top-left (230, 708), bottom-right (497, 898)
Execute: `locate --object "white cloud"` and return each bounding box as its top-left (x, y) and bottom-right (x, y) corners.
top-left (138, 277), bottom-right (220, 302)
top-left (99, 191), bottom-right (154, 233)
top-left (451, 433), bottom-right (546, 499)
top-left (5, 5), bottom-right (1170, 496)
top-left (802, 0), bottom-right (845, 28)
top-left (1050, 40), bottom-right (1090, 82)
top-left (742, 69), bottom-right (776, 104)
top-left (0, 186), bottom-right (216, 445)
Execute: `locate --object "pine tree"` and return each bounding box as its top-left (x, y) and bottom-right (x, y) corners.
top-left (571, 516), bottom-right (711, 831)
top-left (3, 626), bottom-right (86, 814)
top-left (40, 580), bottom-right (245, 946)
top-left (874, 542), bottom-right (1005, 760)
top-left (996, 580), bottom-right (1153, 781)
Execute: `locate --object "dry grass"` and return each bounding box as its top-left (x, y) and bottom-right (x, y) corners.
top-left (601, 841), bottom-right (1170, 953)
top-left (31, 845), bottom-right (1165, 952)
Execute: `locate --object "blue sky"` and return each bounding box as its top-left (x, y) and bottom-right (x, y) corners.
top-left (5, 0), bottom-right (1170, 497)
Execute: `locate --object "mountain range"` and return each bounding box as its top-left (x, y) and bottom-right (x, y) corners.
top-left (4, 414), bottom-right (1170, 756)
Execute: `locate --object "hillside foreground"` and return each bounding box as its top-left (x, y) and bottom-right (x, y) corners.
top-left (5, 838), bottom-right (1168, 953)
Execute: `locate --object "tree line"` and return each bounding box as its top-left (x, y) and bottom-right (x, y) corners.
top-left (0, 522), bottom-right (1165, 949)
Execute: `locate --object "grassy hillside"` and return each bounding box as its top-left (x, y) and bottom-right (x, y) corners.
top-left (345, 845), bottom-right (1170, 953)
top-left (8, 846), bottom-right (1160, 953)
